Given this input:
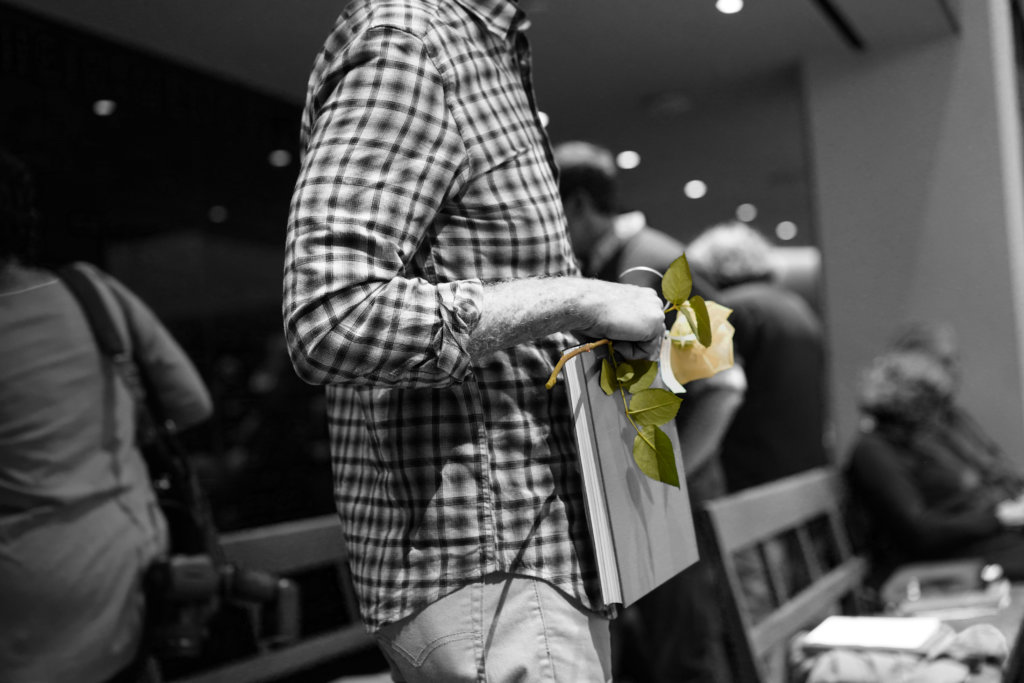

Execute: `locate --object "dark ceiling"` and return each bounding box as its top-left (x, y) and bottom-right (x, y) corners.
top-left (0, 0), bottom-right (958, 107)
top-left (0, 0), bottom-right (959, 309)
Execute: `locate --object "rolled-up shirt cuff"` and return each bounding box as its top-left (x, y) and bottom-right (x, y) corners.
top-left (435, 278), bottom-right (483, 381)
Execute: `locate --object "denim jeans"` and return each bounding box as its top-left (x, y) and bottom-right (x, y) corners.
top-left (375, 573), bottom-right (612, 682)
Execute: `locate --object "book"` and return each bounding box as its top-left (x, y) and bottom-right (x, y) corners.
top-left (564, 345), bottom-right (699, 608)
top-left (801, 615), bottom-right (954, 655)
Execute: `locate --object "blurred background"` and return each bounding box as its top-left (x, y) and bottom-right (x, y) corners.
top-left (4, 0), bottom-right (1024, 678)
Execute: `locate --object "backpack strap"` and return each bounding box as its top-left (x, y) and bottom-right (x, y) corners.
top-left (58, 264), bottom-right (128, 358)
top-left (58, 263), bottom-right (225, 561)
top-left (58, 264), bottom-right (150, 409)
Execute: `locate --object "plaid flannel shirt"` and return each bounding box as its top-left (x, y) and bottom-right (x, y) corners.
top-left (283, 0), bottom-right (601, 631)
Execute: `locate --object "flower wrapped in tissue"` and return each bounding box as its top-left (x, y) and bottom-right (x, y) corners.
top-left (666, 300), bottom-right (736, 387)
top-left (546, 253), bottom-right (736, 487)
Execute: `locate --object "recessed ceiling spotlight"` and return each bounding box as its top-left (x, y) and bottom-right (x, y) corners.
top-left (268, 149), bottom-right (293, 168)
top-left (684, 180), bottom-right (708, 199)
top-left (716, 0), bottom-right (744, 14)
top-left (616, 150), bottom-right (641, 170)
top-left (92, 99), bottom-right (117, 117)
top-left (208, 205), bottom-right (229, 224)
top-left (538, 111), bottom-right (550, 128)
top-left (776, 221), bottom-right (798, 241)
top-left (736, 203), bottom-right (757, 222)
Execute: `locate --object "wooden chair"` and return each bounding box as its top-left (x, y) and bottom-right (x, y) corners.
top-left (700, 467), bottom-right (869, 682)
top-left (174, 515), bottom-right (376, 683)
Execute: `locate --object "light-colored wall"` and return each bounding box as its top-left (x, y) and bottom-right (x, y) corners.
top-left (804, 0), bottom-right (1024, 460)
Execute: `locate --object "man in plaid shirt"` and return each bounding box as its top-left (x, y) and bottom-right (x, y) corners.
top-left (284, 1), bottom-right (665, 679)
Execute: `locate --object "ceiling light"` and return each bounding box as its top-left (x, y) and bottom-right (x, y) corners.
top-left (208, 205), bottom-right (229, 224)
top-left (684, 180), bottom-right (708, 199)
top-left (716, 0), bottom-right (744, 15)
top-left (268, 149), bottom-right (293, 168)
top-left (538, 111), bottom-right (550, 128)
top-left (615, 150), bottom-right (641, 170)
top-left (736, 203), bottom-right (757, 222)
top-left (92, 99), bottom-right (117, 117)
top-left (776, 221), bottom-right (798, 241)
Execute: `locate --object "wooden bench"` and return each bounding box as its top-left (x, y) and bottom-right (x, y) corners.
top-left (700, 468), bottom-right (869, 682)
top-left (174, 515), bottom-right (376, 683)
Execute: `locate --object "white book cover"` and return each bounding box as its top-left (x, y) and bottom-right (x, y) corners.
top-left (802, 616), bottom-right (952, 654)
top-left (564, 345), bottom-right (699, 607)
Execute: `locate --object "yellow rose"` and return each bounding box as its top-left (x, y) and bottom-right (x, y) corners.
top-left (667, 300), bottom-right (735, 385)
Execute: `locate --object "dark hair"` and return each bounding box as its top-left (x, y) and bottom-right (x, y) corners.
top-left (553, 141), bottom-right (618, 215)
top-left (0, 149), bottom-right (38, 264)
top-left (858, 350), bottom-right (953, 426)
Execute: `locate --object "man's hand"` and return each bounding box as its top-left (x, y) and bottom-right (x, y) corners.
top-left (576, 280), bottom-right (666, 359)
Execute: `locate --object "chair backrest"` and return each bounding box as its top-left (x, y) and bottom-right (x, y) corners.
top-left (700, 467), bottom-right (869, 682)
top-left (175, 515), bottom-right (375, 683)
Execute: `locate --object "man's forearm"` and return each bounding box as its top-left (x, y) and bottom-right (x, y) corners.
top-left (466, 276), bottom-right (666, 362)
top-left (467, 278), bottom-right (590, 361)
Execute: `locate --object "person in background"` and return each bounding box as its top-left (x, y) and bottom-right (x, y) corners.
top-left (846, 348), bottom-right (1024, 586)
top-left (889, 320), bottom-right (1024, 490)
top-left (283, 3), bottom-right (667, 681)
top-left (554, 140), bottom-right (695, 288)
top-left (555, 139), bottom-right (745, 683)
top-left (686, 220), bottom-right (827, 492)
top-left (0, 150), bottom-right (213, 682)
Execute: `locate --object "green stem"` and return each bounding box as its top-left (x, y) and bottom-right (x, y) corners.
top-left (545, 338), bottom-right (611, 389)
top-left (608, 346), bottom-right (656, 452)
top-left (621, 388), bottom-right (654, 448)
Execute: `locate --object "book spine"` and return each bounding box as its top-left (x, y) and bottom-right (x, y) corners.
top-left (566, 352), bottom-right (622, 605)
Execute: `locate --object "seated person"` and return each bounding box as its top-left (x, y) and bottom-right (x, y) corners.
top-left (890, 320), bottom-right (1024, 489)
top-left (846, 349), bottom-right (1024, 587)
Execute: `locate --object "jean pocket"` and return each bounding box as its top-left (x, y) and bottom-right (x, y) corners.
top-left (376, 590), bottom-right (480, 671)
top-left (380, 628), bottom-right (477, 669)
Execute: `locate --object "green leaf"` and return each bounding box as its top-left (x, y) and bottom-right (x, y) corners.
top-left (627, 388), bottom-right (683, 426)
top-left (627, 359), bottom-right (659, 393)
top-left (632, 425), bottom-right (680, 487)
top-left (616, 362), bottom-right (635, 385)
top-left (615, 359), bottom-right (657, 393)
top-left (688, 295), bottom-right (712, 347)
top-left (599, 358), bottom-right (617, 396)
top-left (679, 303), bottom-right (700, 341)
top-left (662, 254), bottom-right (694, 307)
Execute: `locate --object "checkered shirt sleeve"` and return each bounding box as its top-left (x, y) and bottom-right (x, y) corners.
top-left (284, 25), bottom-right (482, 389)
